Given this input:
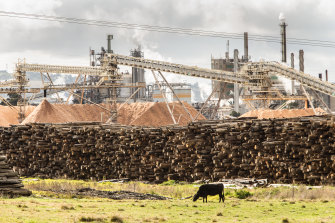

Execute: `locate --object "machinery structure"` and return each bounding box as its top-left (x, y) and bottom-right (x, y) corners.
top-left (0, 51), bottom-right (332, 122)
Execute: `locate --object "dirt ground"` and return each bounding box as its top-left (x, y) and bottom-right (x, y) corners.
top-left (49, 187), bottom-right (170, 200)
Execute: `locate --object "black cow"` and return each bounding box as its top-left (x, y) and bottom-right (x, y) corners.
top-left (193, 183), bottom-right (225, 203)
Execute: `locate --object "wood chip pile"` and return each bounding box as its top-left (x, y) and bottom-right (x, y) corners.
top-left (1, 115), bottom-right (335, 185)
top-left (0, 155), bottom-right (31, 197)
top-left (0, 105), bottom-right (35, 127)
top-left (21, 100), bottom-right (204, 127)
top-left (240, 108), bottom-right (326, 119)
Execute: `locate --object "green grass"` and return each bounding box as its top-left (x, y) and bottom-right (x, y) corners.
top-left (1, 179), bottom-right (334, 222)
top-left (1, 196), bottom-right (335, 222)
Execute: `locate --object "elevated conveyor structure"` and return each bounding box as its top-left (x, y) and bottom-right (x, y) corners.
top-left (110, 53), bottom-right (335, 97)
top-left (0, 79), bottom-right (18, 87)
top-left (110, 53), bottom-right (248, 84)
top-left (16, 63), bottom-right (105, 76)
top-left (4, 52), bottom-right (335, 121)
top-left (257, 62), bottom-right (335, 96)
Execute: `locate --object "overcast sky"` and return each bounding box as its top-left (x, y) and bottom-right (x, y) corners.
top-left (0, 0), bottom-right (334, 87)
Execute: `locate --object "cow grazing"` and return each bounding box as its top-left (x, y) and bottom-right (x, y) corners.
top-left (193, 183), bottom-right (225, 203)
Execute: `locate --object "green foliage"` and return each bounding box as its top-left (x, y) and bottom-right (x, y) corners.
top-left (1, 93), bottom-right (22, 106)
top-left (282, 218), bottom-right (290, 223)
top-left (111, 216), bottom-right (124, 223)
top-left (2, 183), bottom-right (335, 223)
top-left (230, 111), bottom-right (240, 117)
top-left (160, 180), bottom-right (176, 186)
top-left (79, 216), bottom-right (105, 222)
top-left (224, 189), bottom-right (234, 197)
top-left (287, 102), bottom-right (299, 109)
top-left (234, 189), bottom-right (252, 199)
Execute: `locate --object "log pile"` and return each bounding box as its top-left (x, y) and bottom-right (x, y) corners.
top-left (0, 155), bottom-right (31, 197)
top-left (0, 116), bottom-right (335, 185)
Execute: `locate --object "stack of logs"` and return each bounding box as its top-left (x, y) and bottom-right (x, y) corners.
top-left (0, 155), bottom-right (31, 197)
top-left (0, 116), bottom-right (335, 185)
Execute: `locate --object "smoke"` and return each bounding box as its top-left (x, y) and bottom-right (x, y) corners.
top-left (125, 29), bottom-right (211, 102)
top-left (279, 12), bottom-right (286, 22)
top-left (277, 75), bottom-right (293, 94)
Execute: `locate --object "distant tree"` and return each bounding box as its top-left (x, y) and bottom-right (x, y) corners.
top-left (72, 97), bottom-right (80, 104)
top-left (287, 102), bottom-right (299, 109)
top-left (72, 90), bottom-right (81, 104)
top-left (6, 93), bottom-right (22, 106)
top-left (230, 111), bottom-right (240, 117)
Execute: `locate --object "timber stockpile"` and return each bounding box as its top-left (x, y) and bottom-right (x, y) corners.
top-left (0, 155), bottom-right (31, 197)
top-left (0, 115), bottom-right (335, 185)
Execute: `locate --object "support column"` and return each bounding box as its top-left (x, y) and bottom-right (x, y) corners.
top-left (234, 49), bottom-right (239, 113)
top-left (291, 53), bottom-right (295, 94)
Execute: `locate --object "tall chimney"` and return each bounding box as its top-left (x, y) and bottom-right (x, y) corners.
top-left (299, 50), bottom-right (304, 72)
top-left (107, 34), bottom-right (113, 53)
top-left (326, 69), bottom-right (328, 82)
top-left (319, 73), bottom-right (322, 80)
top-left (279, 13), bottom-right (287, 63)
top-left (244, 32), bottom-right (248, 62)
top-left (225, 40), bottom-right (229, 61)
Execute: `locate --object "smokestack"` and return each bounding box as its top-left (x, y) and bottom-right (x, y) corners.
top-left (107, 34), bottom-right (113, 53)
top-left (299, 50), bottom-right (304, 72)
top-left (279, 13), bottom-right (287, 63)
top-left (225, 40), bottom-right (229, 60)
top-left (291, 53), bottom-right (294, 94)
top-left (244, 32), bottom-right (248, 62)
top-left (319, 73), bottom-right (322, 80)
top-left (326, 70), bottom-right (328, 82)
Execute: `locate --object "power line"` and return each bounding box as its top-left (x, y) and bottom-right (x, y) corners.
top-left (0, 10), bottom-right (334, 48)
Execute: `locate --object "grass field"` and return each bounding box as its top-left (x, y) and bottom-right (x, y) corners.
top-left (1, 179), bottom-right (335, 223)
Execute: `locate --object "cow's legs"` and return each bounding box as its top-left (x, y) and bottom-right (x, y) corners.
top-left (219, 193), bottom-right (225, 203)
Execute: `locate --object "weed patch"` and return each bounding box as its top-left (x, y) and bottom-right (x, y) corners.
top-left (235, 189), bottom-right (252, 199)
top-left (79, 216), bottom-right (105, 222)
top-left (111, 215), bottom-right (124, 223)
top-left (61, 205), bottom-right (75, 210)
